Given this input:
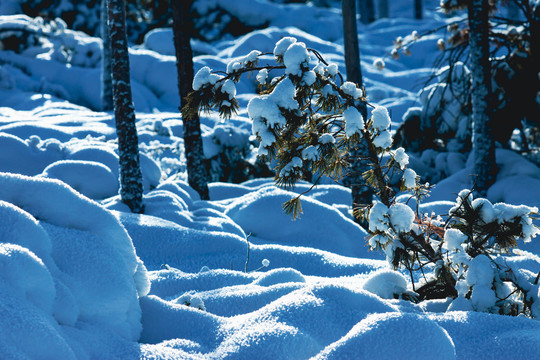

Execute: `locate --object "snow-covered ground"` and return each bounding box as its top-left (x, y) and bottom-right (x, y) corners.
top-left (1, 1), bottom-right (540, 359)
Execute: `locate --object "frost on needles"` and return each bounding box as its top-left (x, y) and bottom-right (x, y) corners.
top-left (186, 36), bottom-right (540, 318)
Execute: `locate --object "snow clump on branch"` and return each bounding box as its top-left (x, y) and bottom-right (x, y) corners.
top-left (193, 66), bottom-right (221, 90)
top-left (343, 107), bottom-right (365, 137)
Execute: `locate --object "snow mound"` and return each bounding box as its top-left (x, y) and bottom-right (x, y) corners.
top-left (67, 145), bottom-right (120, 177)
top-left (41, 159), bottom-right (119, 199)
top-left (253, 268), bottom-right (306, 286)
top-left (362, 269), bottom-right (409, 299)
top-left (224, 186), bottom-right (371, 258)
top-left (0, 172), bottom-right (149, 344)
top-left (0, 133), bottom-right (62, 175)
top-left (314, 313), bottom-right (456, 360)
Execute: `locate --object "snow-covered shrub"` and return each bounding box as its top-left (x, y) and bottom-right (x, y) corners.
top-left (185, 36), bottom-right (380, 214)
top-left (203, 124), bottom-right (271, 183)
top-left (0, 15), bottom-right (102, 68)
top-left (186, 37), bottom-right (540, 317)
top-left (18, 0), bottom-right (158, 43)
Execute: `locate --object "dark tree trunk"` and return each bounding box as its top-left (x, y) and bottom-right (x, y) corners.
top-left (343, 0), bottom-right (363, 87)
top-left (414, 0), bottom-right (423, 20)
top-left (529, 1), bottom-right (540, 127)
top-left (358, 0), bottom-right (376, 24)
top-left (171, 0), bottom-right (210, 200)
top-left (101, 0), bottom-right (113, 111)
top-left (342, 0), bottom-right (373, 210)
top-left (531, 2), bottom-right (540, 97)
top-left (467, 0), bottom-right (497, 196)
top-left (378, 0), bottom-right (389, 18)
top-left (108, 0), bottom-right (145, 213)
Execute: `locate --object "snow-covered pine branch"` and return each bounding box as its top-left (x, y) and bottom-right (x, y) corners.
top-left (185, 36), bottom-right (540, 317)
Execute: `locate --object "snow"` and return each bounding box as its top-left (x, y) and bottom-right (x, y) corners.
top-left (314, 312), bottom-right (456, 360)
top-left (340, 81), bottom-right (363, 99)
top-left (283, 41), bottom-right (310, 76)
top-left (402, 168), bottom-right (417, 189)
top-left (362, 269), bottom-right (408, 299)
top-left (318, 133), bottom-right (335, 144)
top-left (466, 255), bottom-right (494, 287)
top-left (193, 66), bottom-right (221, 91)
top-left (0, 172), bottom-right (149, 349)
top-left (445, 228), bottom-right (468, 251)
top-left (301, 145), bottom-right (319, 161)
top-left (326, 63), bottom-right (338, 76)
top-left (1, 0), bottom-right (540, 358)
top-left (371, 106), bottom-right (391, 131)
top-left (373, 129), bottom-right (393, 148)
top-left (389, 203), bottom-right (415, 233)
top-left (273, 36), bottom-right (297, 57)
top-left (394, 147), bottom-right (409, 169)
top-left (369, 201), bottom-right (390, 232)
top-left (343, 106), bottom-right (365, 136)
top-left (41, 159), bottom-right (119, 199)
top-left (256, 69), bottom-right (268, 85)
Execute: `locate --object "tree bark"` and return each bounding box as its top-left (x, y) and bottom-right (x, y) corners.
top-left (101, 0), bottom-right (113, 111)
top-left (342, 0), bottom-right (373, 210)
top-left (358, 0), bottom-right (376, 24)
top-left (467, 0), bottom-right (497, 196)
top-left (414, 0), bottom-right (423, 20)
top-left (108, 0), bottom-right (145, 213)
top-left (531, 2), bottom-right (540, 99)
top-left (378, 0), bottom-right (389, 18)
top-left (171, 0), bottom-right (210, 200)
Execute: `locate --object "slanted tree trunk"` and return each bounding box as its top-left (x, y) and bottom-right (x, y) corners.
top-left (108, 0), bottom-right (145, 213)
top-left (414, 0), bottom-right (423, 20)
top-left (467, 0), bottom-right (497, 196)
top-left (358, 0), bottom-right (376, 24)
top-left (342, 0), bottom-right (373, 210)
top-left (101, 0), bottom-right (113, 111)
top-left (171, 0), bottom-right (210, 200)
top-left (378, 0), bottom-right (389, 18)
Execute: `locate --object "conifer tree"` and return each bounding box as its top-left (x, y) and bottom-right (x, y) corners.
top-left (171, 0), bottom-right (210, 200)
top-left (358, 0), bottom-right (376, 24)
top-left (185, 36), bottom-right (540, 314)
top-left (414, 0), bottom-right (423, 20)
top-left (101, 0), bottom-right (113, 111)
top-left (467, 0), bottom-right (497, 195)
top-left (108, 0), bottom-right (145, 213)
top-left (342, 0), bottom-right (373, 208)
top-left (532, 1), bottom-right (540, 105)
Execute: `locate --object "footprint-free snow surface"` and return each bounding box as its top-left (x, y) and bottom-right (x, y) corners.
top-left (1, 1), bottom-right (540, 359)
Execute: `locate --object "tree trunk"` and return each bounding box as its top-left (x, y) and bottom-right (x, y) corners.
top-left (530, 1), bottom-right (540, 127)
top-left (101, 0), bottom-right (113, 111)
top-left (108, 0), bottom-right (145, 213)
top-left (414, 0), bottom-right (423, 20)
top-left (342, 0), bottom-right (373, 210)
top-left (531, 2), bottom-right (540, 94)
top-left (467, 0), bottom-right (497, 196)
top-left (378, 0), bottom-right (389, 18)
top-left (358, 0), bottom-right (376, 24)
top-left (171, 0), bottom-right (210, 200)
